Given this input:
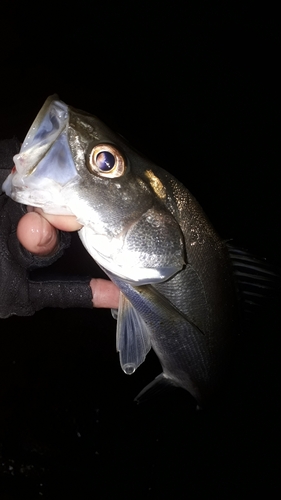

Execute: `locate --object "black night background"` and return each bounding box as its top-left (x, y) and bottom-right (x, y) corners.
top-left (0, 3), bottom-right (280, 498)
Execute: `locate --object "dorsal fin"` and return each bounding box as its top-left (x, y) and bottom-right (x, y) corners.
top-left (227, 244), bottom-right (281, 315)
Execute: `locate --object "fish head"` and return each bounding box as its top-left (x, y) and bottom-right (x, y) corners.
top-left (3, 96), bottom-right (185, 284)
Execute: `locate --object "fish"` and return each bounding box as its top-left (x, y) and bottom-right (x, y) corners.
top-left (3, 95), bottom-right (240, 406)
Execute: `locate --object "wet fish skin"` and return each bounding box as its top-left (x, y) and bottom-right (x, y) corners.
top-left (2, 96), bottom-right (239, 405)
top-left (110, 177), bottom-right (238, 405)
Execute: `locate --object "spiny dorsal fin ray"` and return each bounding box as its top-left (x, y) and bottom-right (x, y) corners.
top-left (227, 244), bottom-right (281, 314)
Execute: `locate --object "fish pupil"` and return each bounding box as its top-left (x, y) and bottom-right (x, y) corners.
top-left (96, 151), bottom-right (115, 171)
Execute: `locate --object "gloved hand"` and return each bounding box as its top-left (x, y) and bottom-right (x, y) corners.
top-left (0, 138), bottom-right (93, 318)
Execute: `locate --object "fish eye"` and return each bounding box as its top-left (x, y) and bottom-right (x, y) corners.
top-left (88, 144), bottom-right (126, 178)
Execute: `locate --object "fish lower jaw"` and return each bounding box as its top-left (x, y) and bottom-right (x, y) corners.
top-left (8, 184), bottom-right (73, 215)
top-left (12, 192), bottom-right (72, 214)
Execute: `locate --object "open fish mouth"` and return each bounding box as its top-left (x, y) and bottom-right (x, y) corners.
top-left (3, 95), bottom-right (79, 214)
top-left (3, 96), bottom-right (185, 284)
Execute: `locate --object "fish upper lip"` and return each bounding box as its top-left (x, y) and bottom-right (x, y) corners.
top-left (13, 96), bottom-right (69, 177)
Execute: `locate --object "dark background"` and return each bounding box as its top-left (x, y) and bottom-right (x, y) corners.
top-left (0, 3), bottom-right (280, 498)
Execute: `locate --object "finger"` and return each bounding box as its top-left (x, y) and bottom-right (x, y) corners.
top-left (17, 212), bottom-right (59, 256)
top-left (33, 208), bottom-right (82, 231)
top-left (90, 278), bottom-right (120, 309)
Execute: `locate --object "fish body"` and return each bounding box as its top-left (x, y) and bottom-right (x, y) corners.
top-left (3, 96), bottom-right (238, 405)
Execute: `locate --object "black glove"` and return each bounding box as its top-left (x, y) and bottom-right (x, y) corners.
top-left (0, 138), bottom-right (93, 318)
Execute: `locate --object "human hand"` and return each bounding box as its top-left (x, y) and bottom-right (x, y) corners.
top-left (0, 137), bottom-right (119, 318)
top-left (17, 209), bottom-right (120, 309)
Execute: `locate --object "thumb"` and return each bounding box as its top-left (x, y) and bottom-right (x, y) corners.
top-left (17, 211), bottom-right (59, 256)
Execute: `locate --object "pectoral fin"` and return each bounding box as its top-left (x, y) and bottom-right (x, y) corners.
top-left (116, 292), bottom-right (151, 374)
